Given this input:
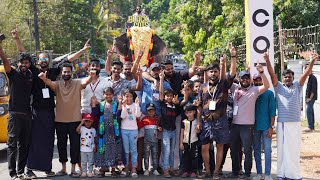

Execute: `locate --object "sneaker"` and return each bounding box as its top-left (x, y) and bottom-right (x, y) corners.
top-left (120, 171), bottom-right (128, 178)
top-left (11, 174), bottom-right (19, 180)
top-left (131, 172), bottom-right (138, 178)
top-left (265, 175), bottom-right (274, 180)
top-left (253, 174), bottom-right (263, 180)
top-left (153, 170), bottom-right (160, 176)
top-left (87, 173), bottom-right (94, 178)
top-left (25, 170), bottom-right (37, 179)
top-left (190, 172), bottom-right (197, 178)
top-left (144, 170), bottom-right (150, 176)
top-left (181, 172), bottom-right (189, 178)
top-left (239, 174), bottom-right (251, 180)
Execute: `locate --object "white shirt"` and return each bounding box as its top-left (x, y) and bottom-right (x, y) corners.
top-left (81, 76), bottom-right (112, 113)
top-left (121, 103), bottom-right (141, 130)
top-left (80, 126), bottom-right (96, 152)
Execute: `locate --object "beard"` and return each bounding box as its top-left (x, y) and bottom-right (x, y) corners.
top-left (240, 82), bottom-right (250, 88)
top-left (40, 63), bottom-right (49, 69)
top-left (209, 75), bottom-right (218, 82)
top-left (62, 75), bottom-right (71, 80)
top-left (19, 65), bottom-right (28, 72)
top-left (91, 69), bottom-right (100, 75)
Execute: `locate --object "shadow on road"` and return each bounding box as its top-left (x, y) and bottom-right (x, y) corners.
top-left (0, 148), bottom-right (7, 163)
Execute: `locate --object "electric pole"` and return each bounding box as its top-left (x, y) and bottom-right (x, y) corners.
top-left (33, 0), bottom-right (40, 52)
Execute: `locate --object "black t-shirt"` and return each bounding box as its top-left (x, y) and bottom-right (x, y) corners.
top-left (30, 57), bottom-right (68, 109)
top-left (30, 67), bottom-right (60, 109)
top-left (306, 73), bottom-right (318, 100)
top-left (7, 68), bottom-right (33, 113)
top-left (165, 70), bottom-right (189, 96)
top-left (159, 100), bottom-right (180, 131)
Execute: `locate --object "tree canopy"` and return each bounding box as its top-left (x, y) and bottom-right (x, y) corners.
top-left (1, 0), bottom-right (320, 65)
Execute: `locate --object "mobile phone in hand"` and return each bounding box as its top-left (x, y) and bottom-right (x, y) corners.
top-left (0, 34), bottom-right (6, 41)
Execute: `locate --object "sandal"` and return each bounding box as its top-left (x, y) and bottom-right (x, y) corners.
top-left (213, 173), bottom-right (220, 180)
top-left (197, 172), bottom-right (211, 178)
top-left (69, 172), bottom-right (80, 178)
top-left (224, 172), bottom-right (239, 178)
top-left (55, 171), bottom-right (67, 176)
top-left (45, 171), bottom-right (56, 177)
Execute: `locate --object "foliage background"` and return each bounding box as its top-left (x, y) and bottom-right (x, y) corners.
top-left (1, 0), bottom-right (320, 65)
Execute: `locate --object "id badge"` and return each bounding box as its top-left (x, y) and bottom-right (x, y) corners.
top-left (42, 88), bottom-right (50, 98)
top-left (209, 100), bottom-right (216, 110)
top-left (233, 106), bottom-right (239, 116)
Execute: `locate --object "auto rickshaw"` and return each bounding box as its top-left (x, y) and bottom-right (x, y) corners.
top-left (0, 65), bottom-right (9, 143)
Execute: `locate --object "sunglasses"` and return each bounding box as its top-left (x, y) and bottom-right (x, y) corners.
top-left (39, 57), bottom-right (49, 61)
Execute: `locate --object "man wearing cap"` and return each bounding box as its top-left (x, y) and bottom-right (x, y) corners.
top-left (252, 73), bottom-right (276, 180)
top-left (132, 52), bottom-right (171, 174)
top-left (11, 28), bottom-right (93, 178)
top-left (230, 63), bottom-right (269, 179)
top-left (264, 50), bottom-right (319, 180)
top-left (143, 52), bottom-right (201, 171)
top-left (197, 47), bottom-right (237, 178)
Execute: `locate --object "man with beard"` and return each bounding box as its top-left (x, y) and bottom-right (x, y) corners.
top-left (38, 63), bottom-right (94, 177)
top-left (0, 42), bottom-right (33, 180)
top-left (197, 46), bottom-right (237, 179)
top-left (252, 73), bottom-right (276, 180)
top-left (143, 52), bottom-right (201, 173)
top-left (230, 64), bottom-right (269, 179)
top-left (104, 48), bottom-right (142, 102)
top-left (265, 50), bottom-right (318, 180)
top-left (11, 28), bottom-right (91, 178)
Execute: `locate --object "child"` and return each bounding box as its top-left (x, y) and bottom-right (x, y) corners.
top-left (138, 103), bottom-right (161, 176)
top-left (179, 104), bottom-right (199, 178)
top-left (76, 113), bottom-right (97, 178)
top-left (119, 89), bottom-right (141, 178)
top-left (91, 87), bottom-right (123, 177)
top-left (193, 80), bottom-right (202, 98)
top-left (159, 71), bottom-right (180, 178)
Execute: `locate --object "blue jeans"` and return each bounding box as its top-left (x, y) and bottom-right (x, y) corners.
top-left (121, 129), bottom-right (138, 167)
top-left (162, 130), bottom-right (176, 170)
top-left (306, 99), bottom-right (315, 129)
top-left (253, 129), bottom-right (272, 175)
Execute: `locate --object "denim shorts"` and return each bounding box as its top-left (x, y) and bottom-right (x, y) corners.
top-left (200, 115), bottom-right (230, 145)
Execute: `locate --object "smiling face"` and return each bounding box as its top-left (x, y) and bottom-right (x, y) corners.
top-left (164, 64), bottom-right (174, 77)
top-left (240, 75), bottom-right (251, 88)
top-left (84, 120), bottom-right (93, 128)
top-left (112, 64), bottom-right (122, 78)
top-left (38, 53), bottom-right (49, 69)
top-left (282, 73), bottom-right (294, 87)
top-left (18, 59), bottom-right (31, 73)
top-left (253, 77), bottom-right (263, 86)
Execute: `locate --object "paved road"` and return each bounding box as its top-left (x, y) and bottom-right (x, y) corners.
top-left (0, 141), bottom-right (279, 180)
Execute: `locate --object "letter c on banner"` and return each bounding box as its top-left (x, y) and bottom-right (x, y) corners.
top-left (253, 36), bottom-right (270, 54)
top-left (252, 9), bottom-right (269, 27)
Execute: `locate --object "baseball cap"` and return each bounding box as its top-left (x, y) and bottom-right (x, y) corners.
top-left (83, 113), bottom-right (94, 122)
top-left (146, 103), bottom-right (156, 111)
top-left (149, 62), bottom-right (161, 70)
top-left (238, 70), bottom-right (250, 78)
top-left (253, 73), bottom-right (261, 80)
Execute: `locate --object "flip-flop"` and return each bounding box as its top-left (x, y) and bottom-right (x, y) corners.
top-left (55, 171), bottom-right (67, 176)
top-left (69, 172), bottom-right (80, 178)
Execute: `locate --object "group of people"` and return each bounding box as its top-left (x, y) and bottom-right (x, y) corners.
top-left (0, 27), bottom-right (318, 180)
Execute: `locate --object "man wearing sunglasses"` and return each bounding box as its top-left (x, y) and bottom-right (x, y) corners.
top-left (11, 28), bottom-right (91, 179)
top-left (229, 64), bottom-right (269, 180)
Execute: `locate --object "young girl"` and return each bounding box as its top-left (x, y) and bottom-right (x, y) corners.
top-left (158, 71), bottom-right (180, 178)
top-left (119, 89), bottom-right (141, 178)
top-left (91, 87), bottom-right (123, 177)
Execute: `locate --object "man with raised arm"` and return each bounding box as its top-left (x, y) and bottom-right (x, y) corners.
top-left (38, 63), bottom-right (94, 177)
top-left (1, 39), bottom-right (33, 180)
top-left (265, 50), bottom-right (319, 180)
top-left (197, 45), bottom-right (237, 179)
top-left (11, 27), bottom-right (92, 178)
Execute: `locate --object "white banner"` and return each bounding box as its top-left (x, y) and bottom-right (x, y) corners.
top-left (245, 0), bottom-right (274, 84)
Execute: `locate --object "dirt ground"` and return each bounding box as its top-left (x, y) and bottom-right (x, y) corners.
top-left (300, 128), bottom-right (320, 179)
